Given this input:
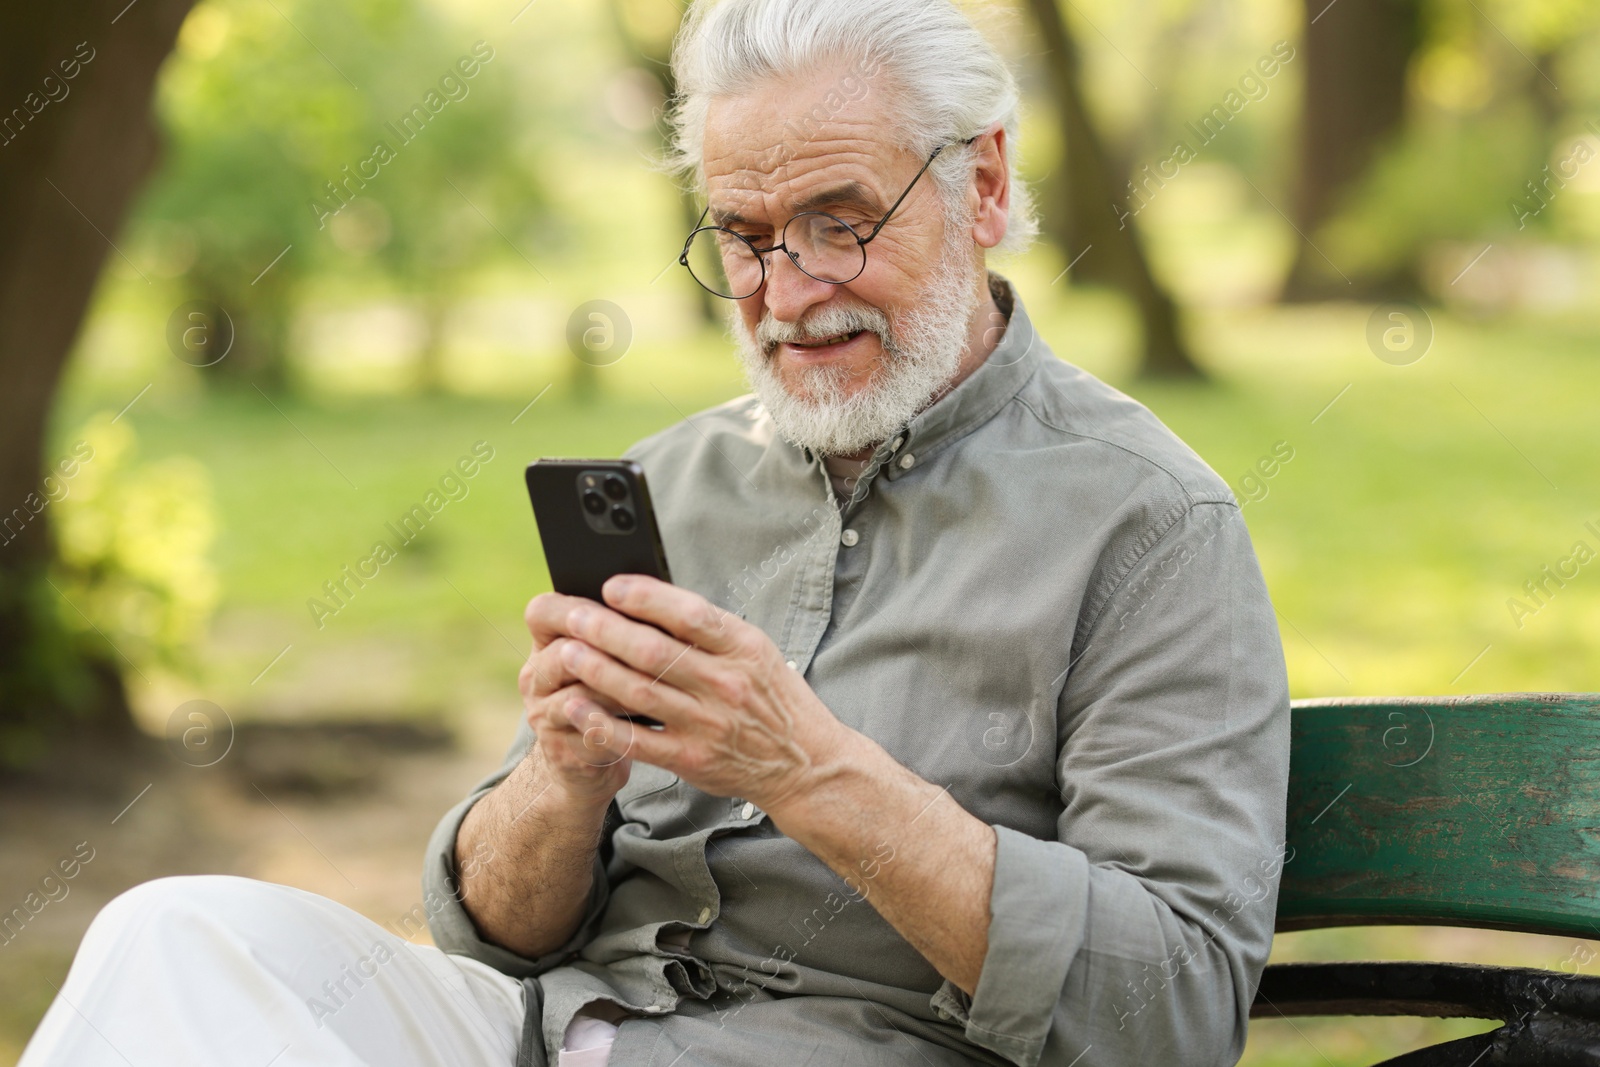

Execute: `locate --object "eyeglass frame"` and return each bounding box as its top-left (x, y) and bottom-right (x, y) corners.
top-left (678, 135), bottom-right (980, 299)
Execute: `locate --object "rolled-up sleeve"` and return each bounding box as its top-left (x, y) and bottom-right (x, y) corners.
top-left (931, 499), bottom-right (1290, 1067)
top-left (421, 715), bottom-right (616, 979)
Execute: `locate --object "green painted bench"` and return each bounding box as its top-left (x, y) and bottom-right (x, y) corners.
top-left (1251, 694), bottom-right (1600, 1065)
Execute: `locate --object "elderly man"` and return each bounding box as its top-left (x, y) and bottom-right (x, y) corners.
top-left (19, 1), bottom-right (1288, 1065)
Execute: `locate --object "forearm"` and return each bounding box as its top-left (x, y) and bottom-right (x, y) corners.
top-left (454, 747), bottom-right (610, 960)
top-left (765, 727), bottom-right (995, 995)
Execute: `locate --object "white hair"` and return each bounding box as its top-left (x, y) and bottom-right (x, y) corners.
top-left (657, 0), bottom-right (1039, 258)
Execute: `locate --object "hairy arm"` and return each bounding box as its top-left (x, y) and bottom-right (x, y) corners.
top-left (453, 745), bottom-right (612, 959)
top-left (766, 734), bottom-right (995, 996)
top-left (423, 589), bottom-right (635, 969)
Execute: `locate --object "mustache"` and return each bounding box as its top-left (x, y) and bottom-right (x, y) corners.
top-left (755, 302), bottom-right (891, 355)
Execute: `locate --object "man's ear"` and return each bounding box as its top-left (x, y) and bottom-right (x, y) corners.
top-left (969, 125), bottom-right (1010, 250)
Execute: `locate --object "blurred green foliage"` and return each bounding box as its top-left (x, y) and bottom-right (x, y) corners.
top-left (50, 413), bottom-right (219, 674)
top-left (1313, 0), bottom-right (1600, 284)
top-left (135, 0), bottom-right (552, 386)
top-left (115, 0), bottom-right (1600, 376)
top-left (0, 413), bottom-right (218, 769)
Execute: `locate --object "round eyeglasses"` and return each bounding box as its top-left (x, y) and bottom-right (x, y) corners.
top-left (678, 136), bottom-right (977, 300)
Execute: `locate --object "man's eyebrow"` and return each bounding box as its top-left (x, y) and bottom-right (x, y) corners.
top-left (709, 205), bottom-right (754, 228)
top-left (710, 181), bottom-right (884, 228)
top-left (793, 181), bottom-right (883, 216)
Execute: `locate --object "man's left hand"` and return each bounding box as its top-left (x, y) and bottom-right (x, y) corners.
top-left (554, 574), bottom-right (848, 810)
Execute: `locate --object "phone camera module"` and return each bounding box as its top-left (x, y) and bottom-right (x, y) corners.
top-left (575, 468), bottom-right (641, 535)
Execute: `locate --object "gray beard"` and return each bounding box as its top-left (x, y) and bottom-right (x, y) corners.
top-left (729, 222), bottom-right (981, 458)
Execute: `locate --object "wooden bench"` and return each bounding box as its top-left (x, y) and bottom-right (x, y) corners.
top-left (1251, 694), bottom-right (1600, 1065)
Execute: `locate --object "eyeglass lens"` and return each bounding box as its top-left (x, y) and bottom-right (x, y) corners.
top-left (682, 211), bottom-right (867, 299)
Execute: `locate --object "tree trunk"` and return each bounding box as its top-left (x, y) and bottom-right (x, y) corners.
top-left (1024, 0), bottom-right (1202, 379)
top-left (194, 271), bottom-right (293, 391)
top-left (0, 0), bottom-right (197, 767)
top-left (415, 290), bottom-right (452, 394)
top-left (203, 288), bottom-right (293, 391)
top-left (1282, 0), bottom-right (1422, 300)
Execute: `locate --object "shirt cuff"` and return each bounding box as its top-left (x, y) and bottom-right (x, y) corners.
top-left (929, 823), bottom-right (1090, 1067)
top-left (421, 785), bottom-right (612, 979)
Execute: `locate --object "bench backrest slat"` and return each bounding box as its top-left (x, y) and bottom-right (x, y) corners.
top-left (1279, 694), bottom-right (1600, 941)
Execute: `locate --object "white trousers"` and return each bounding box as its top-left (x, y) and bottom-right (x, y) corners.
top-left (17, 874), bottom-right (568, 1067)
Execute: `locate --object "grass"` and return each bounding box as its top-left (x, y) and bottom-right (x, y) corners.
top-left (0, 947), bottom-right (71, 1067)
top-left (38, 283), bottom-right (1600, 1066)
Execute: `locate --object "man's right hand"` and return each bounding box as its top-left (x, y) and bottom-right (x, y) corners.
top-left (520, 591), bottom-right (635, 808)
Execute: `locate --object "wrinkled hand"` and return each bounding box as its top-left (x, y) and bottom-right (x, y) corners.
top-left (541, 574), bottom-right (845, 810)
top-left (518, 590), bottom-right (637, 808)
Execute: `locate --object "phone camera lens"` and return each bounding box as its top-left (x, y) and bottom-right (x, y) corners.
top-left (611, 505), bottom-right (635, 531)
top-left (603, 475), bottom-right (628, 501)
top-left (582, 490), bottom-right (606, 515)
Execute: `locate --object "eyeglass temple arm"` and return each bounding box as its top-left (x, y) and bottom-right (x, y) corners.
top-left (859, 135), bottom-right (979, 246)
top-left (679, 205), bottom-right (711, 263)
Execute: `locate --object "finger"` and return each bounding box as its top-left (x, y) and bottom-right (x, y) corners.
top-left (598, 575), bottom-right (745, 656)
top-left (529, 684), bottom-right (637, 767)
top-left (524, 591), bottom-right (598, 647)
top-left (520, 636), bottom-right (586, 699)
top-left (558, 691), bottom-right (677, 773)
top-left (550, 690), bottom-right (637, 770)
top-left (524, 677), bottom-right (624, 734)
top-left (557, 638), bottom-right (695, 729)
top-left (563, 600), bottom-right (719, 703)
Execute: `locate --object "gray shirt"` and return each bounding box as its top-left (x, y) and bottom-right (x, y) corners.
top-left (423, 271), bottom-right (1291, 1067)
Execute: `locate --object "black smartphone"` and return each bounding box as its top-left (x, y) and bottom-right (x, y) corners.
top-left (526, 459), bottom-right (672, 601)
top-left (526, 459), bottom-right (673, 730)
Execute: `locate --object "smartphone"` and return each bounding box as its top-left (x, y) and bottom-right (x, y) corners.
top-left (526, 459), bottom-right (672, 601)
top-left (526, 459), bottom-right (673, 729)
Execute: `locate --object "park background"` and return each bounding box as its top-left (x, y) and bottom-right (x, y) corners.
top-left (2, 0), bottom-right (1598, 1062)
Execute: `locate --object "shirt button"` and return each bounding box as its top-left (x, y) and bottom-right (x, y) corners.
top-left (644, 1004), bottom-right (667, 1013)
top-left (898, 453), bottom-right (916, 470)
top-left (741, 802), bottom-right (755, 819)
top-left (891, 435), bottom-right (905, 450)
top-left (841, 528), bottom-right (859, 546)
top-left (785, 659), bottom-right (797, 669)
top-left (697, 907), bottom-right (711, 923)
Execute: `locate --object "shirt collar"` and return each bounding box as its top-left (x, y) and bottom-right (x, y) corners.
top-left (798, 270), bottom-right (1043, 482)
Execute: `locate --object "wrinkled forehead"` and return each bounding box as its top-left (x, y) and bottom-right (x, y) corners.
top-left (700, 56), bottom-right (909, 226)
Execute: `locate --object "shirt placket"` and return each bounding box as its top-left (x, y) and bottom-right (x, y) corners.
top-left (777, 459), bottom-right (845, 675)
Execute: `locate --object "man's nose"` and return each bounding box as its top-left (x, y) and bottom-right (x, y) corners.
top-left (759, 246), bottom-right (837, 326)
